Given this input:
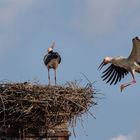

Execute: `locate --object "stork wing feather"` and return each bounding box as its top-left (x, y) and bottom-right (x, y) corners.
top-left (101, 64), bottom-right (129, 85)
top-left (44, 52), bottom-right (61, 66)
top-left (128, 39), bottom-right (140, 63)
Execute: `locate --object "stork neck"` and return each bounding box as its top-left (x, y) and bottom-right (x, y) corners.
top-left (107, 57), bottom-right (113, 63)
top-left (112, 57), bottom-right (127, 66)
top-left (48, 50), bottom-right (53, 54)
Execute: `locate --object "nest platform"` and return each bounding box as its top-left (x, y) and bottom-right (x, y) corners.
top-left (0, 81), bottom-right (97, 137)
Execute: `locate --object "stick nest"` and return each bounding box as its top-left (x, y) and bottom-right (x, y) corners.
top-left (0, 81), bottom-right (97, 133)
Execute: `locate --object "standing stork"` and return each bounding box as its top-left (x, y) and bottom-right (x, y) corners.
top-left (98, 36), bottom-right (140, 92)
top-left (43, 42), bottom-right (61, 85)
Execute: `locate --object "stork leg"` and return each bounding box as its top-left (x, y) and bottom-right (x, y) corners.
top-left (54, 69), bottom-right (57, 85)
top-left (120, 70), bottom-right (136, 92)
top-left (48, 68), bottom-right (51, 85)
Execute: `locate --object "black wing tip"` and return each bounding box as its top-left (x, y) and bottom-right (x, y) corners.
top-left (100, 64), bottom-right (129, 85)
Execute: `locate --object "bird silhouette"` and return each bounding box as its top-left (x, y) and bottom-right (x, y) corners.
top-left (43, 42), bottom-right (61, 85)
top-left (98, 36), bottom-right (140, 92)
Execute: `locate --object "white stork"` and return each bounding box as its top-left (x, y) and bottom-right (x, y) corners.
top-left (43, 42), bottom-right (61, 85)
top-left (98, 36), bottom-right (140, 92)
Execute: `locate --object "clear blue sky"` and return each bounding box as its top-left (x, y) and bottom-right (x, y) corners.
top-left (0, 0), bottom-right (140, 140)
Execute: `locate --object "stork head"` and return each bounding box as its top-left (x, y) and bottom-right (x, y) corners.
top-left (98, 56), bottom-right (112, 70)
top-left (48, 41), bottom-right (55, 53)
top-left (132, 36), bottom-right (140, 46)
top-left (48, 47), bottom-right (53, 53)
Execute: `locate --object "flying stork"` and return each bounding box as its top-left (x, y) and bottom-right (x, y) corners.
top-left (98, 36), bottom-right (140, 92)
top-left (43, 42), bottom-right (61, 85)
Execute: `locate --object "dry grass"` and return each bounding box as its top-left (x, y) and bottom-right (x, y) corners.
top-left (0, 81), bottom-right (97, 136)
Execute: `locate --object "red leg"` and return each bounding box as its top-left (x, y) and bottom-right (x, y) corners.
top-left (120, 80), bottom-right (136, 92)
top-left (54, 69), bottom-right (57, 85)
top-left (120, 70), bottom-right (136, 92)
top-left (48, 68), bottom-right (51, 85)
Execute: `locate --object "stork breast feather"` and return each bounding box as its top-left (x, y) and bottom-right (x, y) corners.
top-left (101, 64), bottom-right (129, 85)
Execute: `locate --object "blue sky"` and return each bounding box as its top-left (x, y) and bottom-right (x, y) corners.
top-left (0, 0), bottom-right (140, 140)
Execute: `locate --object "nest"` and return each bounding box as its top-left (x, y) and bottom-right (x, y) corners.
top-left (0, 81), bottom-right (97, 136)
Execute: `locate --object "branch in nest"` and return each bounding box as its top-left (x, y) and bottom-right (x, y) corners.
top-left (0, 81), bottom-right (99, 136)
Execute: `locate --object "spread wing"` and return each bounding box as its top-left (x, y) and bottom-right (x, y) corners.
top-left (44, 52), bottom-right (61, 66)
top-left (128, 37), bottom-right (140, 63)
top-left (56, 52), bottom-right (61, 64)
top-left (101, 64), bottom-right (129, 85)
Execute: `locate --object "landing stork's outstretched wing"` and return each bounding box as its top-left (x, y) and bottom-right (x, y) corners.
top-left (101, 64), bottom-right (129, 85)
top-left (128, 37), bottom-right (140, 63)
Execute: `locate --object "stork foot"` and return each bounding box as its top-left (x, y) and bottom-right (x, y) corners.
top-left (120, 84), bottom-right (125, 92)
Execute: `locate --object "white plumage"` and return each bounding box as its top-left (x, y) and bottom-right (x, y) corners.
top-left (98, 36), bottom-right (140, 92)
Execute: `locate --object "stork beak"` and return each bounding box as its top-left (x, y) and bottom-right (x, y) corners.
top-left (51, 42), bottom-right (55, 49)
top-left (98, 61), bottom-right (105, 70)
